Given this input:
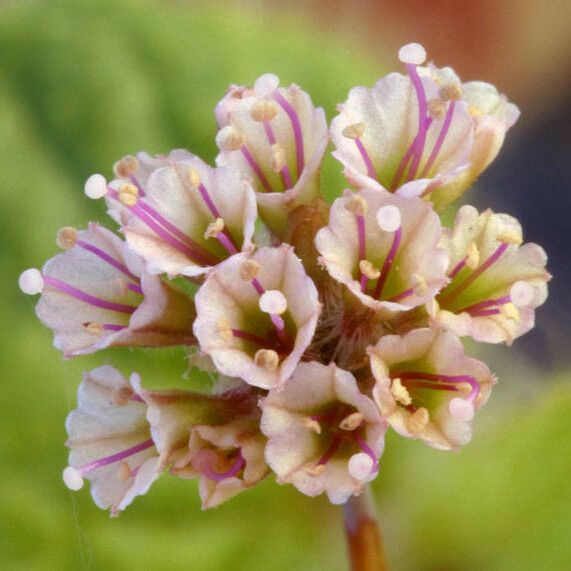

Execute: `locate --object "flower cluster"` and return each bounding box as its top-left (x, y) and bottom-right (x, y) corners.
top-left (20, 43), bottom-right (549, 513)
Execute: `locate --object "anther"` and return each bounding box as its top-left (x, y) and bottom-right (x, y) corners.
top-left (345, 195), bottom-right (368, 216)
top-left (63, 466), bottom-right (84, 491)
top-left (413, 274), bottom-right (428, 296)
top-left (339, 412), bottom-right (364, 431)
top-left (391, 378), bottom-right (412, 406)
top-left (84, 174), bottom-right (108, 199)
top-left (398, 42), bottom-right (427, 65)
top-left (301, 417), bottom-right (322, 434)
top-left (501, 302), bottom-right (520, 321)
top-left (250, 99), bottom-right (279, 122)
top-left (56, 226), bottom-right (78, 250)
top-left (497, 229), bottom-right (523, 245)
top-left (306, 464), bottom-right (325, 476)
top-left (359, 260), bottom-right (381, 280)
top-left (112, 387), bottom-right (134, 406)
top-left (510, 280), bottom-right (534, 307)
top-left (254, 73), bottom-right (280, 97)
top-left (113, 155), bottom-right (139, 178)
top-left (187, 167), bottom-right (201, 188)
top-left (376, 205), bottom-right (402, 233)
top-left (217, 318), bottom-right (233, 341)
top-left (342, 122), bottom-right (366, 140)
top-left (348, 452), bottom-right (375, 481)
top-left (239, 260), bottom-right (261, 281)
top-left (118, 461), bottom-right (133, 481)
top-left (439, 84), bottom-right (463, 101)
top-left (466, 243), bottom-right (480, 269)
top-left (254, 349), bottom-right (280, 370)
top-left (118, 182), bottom-right (139, 206)
top-left (18, 268), bottom-right (44, 295)
top-left (448, 397), bottom-right (474, 421)
top-left (405, 407), bottom-right (429, 434)
top-left (204, 218), bottom-right (225, 240)
top-left (259, 290), bottom-right (288, 315)
top-left (270, 144), bottom-right (287, 173)
top-left (83, 321), bottom-right (104, 335)
top-left (428, 98), bottom-right (447, 119)
top-left (216, 125), bottom-right (246, 151)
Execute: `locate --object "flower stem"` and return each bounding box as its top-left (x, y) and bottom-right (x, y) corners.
top-left (343, 486), bottom-right (388, 570)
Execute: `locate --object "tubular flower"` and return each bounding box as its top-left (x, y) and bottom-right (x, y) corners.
top-left (331, 43), bottom-right (519, 211)
top-left (215, 74), bottom-right (329, 236)
top-left (19, 223), bottom-right (195, 357)
top-left (432, 205), bottom-right (551, 344)
top-left (173, 418), bottom-right (268, 509)
top-left (21, 42), bottom-right (550, 517)
top-left (261, 362), bottom-right (386, 504)
top-left (369, 328), bottom-right (495, 450)
top-left (103, 150), bottom-right (257, 277)
top-left (193, 245), bottom-right (321, 389)
top-left (315, 188), bottom-right (449, 312)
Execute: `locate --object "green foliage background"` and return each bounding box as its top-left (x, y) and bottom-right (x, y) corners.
top-left (1, 1), bottom-right (569, 569)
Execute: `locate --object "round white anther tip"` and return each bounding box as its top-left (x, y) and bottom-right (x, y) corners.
top-left (398, 43), bottom-right (427, 65)
top-left (259, 290), bottom-right (288, 315)
top-left (448, 397), bottom-right (474, 422)
top-left (19, 268), bottom-right (44, 295)
top-left (254, 73), bottom-right (280, 97)
top-left (376, 205), bottom-right (402, 233)
top-left (63, 466), bottom-right (84, 491)
top-left (510, 281), bottom-right (534, 308)
top-left (84, 173), bottom-right (108, 199)
top-left (348, 453), bottom-right (375, 481)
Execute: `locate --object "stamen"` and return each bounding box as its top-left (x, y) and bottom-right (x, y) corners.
top-left (272, 90), bottom-right (305, 177)
top-left (342, 123), bottom-right (377, 180)
top-left (372, 227), bottom-right (402, 300)
top-left (339, 412), bottom-right (364, 431)
top-left (251, 99), bottom-right (279, 123)
top-left (354, 432), bottom-right (379, 473)
top-left (397, 371), bottom-right (480, 401)
top-left (216, 125), bottom-right (246, 152)
top-left (254, 349), bottom-right (280, 370)
top-left (202, 450), bottom-right (246, 482)
top-left (118, 182), bottom-right (139, 207)
top-left (301, 417), bottom-right (322, 434)
top-left (231, 328), bottom-right (277, 349)
top-left (113, 155), bottom-right (139, 179)
top-left (254, 73), bottom-right (280, 97)
top-left (348, 452), bottom-right (375, 481)
top-left (376, 205), bottom-right (402, 233)
top-left (405, 407), bottom-right (429, 434)
top-left (240, 145), bottom-right (274, 192)
top-left (187, 168), bottom-right (222, 219)
top-left (56, 227), bottom-right (78, 250)
top-left (43, 275), bottom-right (137, 314)
top-left (63, 439), bottom-right (154, 490)
top-left (439, 242), bottom-right (509, 307)
top-left (270, 143), bottom-right (294, 189)
top-left (457, 295), bottom-right (511, 315)
top-left (406, 62), bottom-right (429, 181)
top-left (84, 174), bottom-right (108, 199)
top-left (19, 268), bottom-right (44, 295)
top-left (239, 260), bottom-right (262, 281)
top-left (391, 378), bottom-right (412, 406)
top-left (75, 239), bottom-right (140, 282)
top-left (420, 100), bottom-right (456, 178)
top-left (317, 435), bottom-right (342, 466)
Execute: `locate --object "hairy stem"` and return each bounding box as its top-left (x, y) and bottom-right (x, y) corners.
top-left (343, 486), bottom-right (388, 571)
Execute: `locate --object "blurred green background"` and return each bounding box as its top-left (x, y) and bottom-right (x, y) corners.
top-left (2, 0), bottom-right (570, 569)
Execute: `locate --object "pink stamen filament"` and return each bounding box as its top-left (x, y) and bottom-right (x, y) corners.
top-left (317, 435), bottom-right (342, 466)
top-left (401, 380), bottom-right (459, 392)
top-left (406, 63), bottom-right (430, 181)
top-left (390, 138), bottom-right (416, 191)
top-left (43, 276), bottom-right (137, 314)
top-left (354, 432), bottom-right (379, 473)
top-left (75, 439), bottom-right (154, 477)
top-left (468, 308), bottom-right (501, 317)
top-left (241, 145), bottom-right (274, 192)
top-left (76, 240), bottom-right (139, 282)
top-left (197, 182), bottom-right (221, 219)
top-left (216, 232), bottom-right (239, 255)
top-left (397, 371), bottom-right (480, 401)
top-left (439, 242), bottom-right (509, 307)
top-left (420, 100), bottom-right (456, 178)
top-left (231, 328), bottom-right (278, 349)
top-left (108, 189), bottom-right (218, 267)
top-left (272, 90), bottom-right (305, 177)
top-left (129, 175), bottom-right (145, 196)
top-left (102, 323), bottom-right (127, 331)
top-left (448, 256), bottom-right (468, 279)
top-left (458, 295), bottom-right (511, 315)
top-left (248, 278), bottom-right (292, 346)
top-left (354, 137), bottom-right (377, 180)
top-left (202, 450), bottom-right (245, 482)
top-left (127, 283), bottom-right (143, 295)
top-left (388, 287), bottom-right (414, 302)
top-left (372, 228), bottom-right (402, 300)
